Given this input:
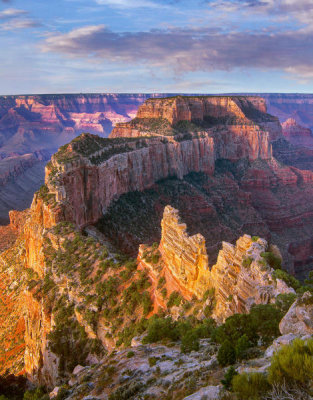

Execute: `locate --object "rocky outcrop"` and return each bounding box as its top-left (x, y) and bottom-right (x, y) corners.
top-left (45, 96), bottom-right (283, 228)
top-left (140, 206), bottom-right (294, 322)
top-left (159, 205), bottom-right (211, 299)
top-left (211, 235), bottom-right (293, 321)
top-left (2, 94), bottom-right (313, 388)
top-left (24, 289), bottom-right (59, 389)
top-left (279, 292), bottom-right (313, 336)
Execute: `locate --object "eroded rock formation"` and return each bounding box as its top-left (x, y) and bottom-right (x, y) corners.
top-left (139, 206), bottom-right (294, 322)
top-left (159, 205), bottom-right (210, 299)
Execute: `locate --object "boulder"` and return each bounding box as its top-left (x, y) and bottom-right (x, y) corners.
top-left (183, 385), bottom-right (222, 400)
top-left (279, 292), bottom-right (313, 335)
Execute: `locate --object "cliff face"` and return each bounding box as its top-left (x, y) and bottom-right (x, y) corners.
top-left (111, 95), bottom-right (282, 142)
top-left (159, 205), bottom-right (210, 299)
top-left (46, 96), bottom-right (279, 228)
top-left (135, 96), bottom-right (266, 124)
top-left (46, 134), bottom-right (216, 228)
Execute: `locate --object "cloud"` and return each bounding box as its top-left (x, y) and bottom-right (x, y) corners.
top-left (0, 8), bottom-right (27, 19)
top-left (0, 18), bottom-right (42, 30)
top-left (0, 7), bottom-right (42, 30)
top-left (96, 0), bottom-right (162, 8)
top-left (41, 24), bottom-right (313, 81)
top-left (208, 0), bottom-right (313, 24)
top-left (95, 0), bottom-right (174, 8)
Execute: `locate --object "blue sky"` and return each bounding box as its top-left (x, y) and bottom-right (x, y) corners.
top-left (1, 0), bottom-right (313, 94)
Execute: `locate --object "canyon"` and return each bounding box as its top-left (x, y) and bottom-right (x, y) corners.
top-left (1, 94), bottom-right (313, 396)
top-left (1, 93), bottom-right (313, 224)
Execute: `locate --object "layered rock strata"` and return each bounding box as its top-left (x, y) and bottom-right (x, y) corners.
top-left (1, 94), bottom-right (312, 387)
top-left (46, 134), bottom-right (215, 227)
top-left (111, 95), bottom-right (282, 142)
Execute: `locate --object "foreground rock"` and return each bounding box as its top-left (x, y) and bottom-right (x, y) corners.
top-left (279, 292), bottom-right (313, 335)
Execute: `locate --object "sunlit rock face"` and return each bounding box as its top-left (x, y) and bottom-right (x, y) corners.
top-left (159, 205), bottom-right (211, 299)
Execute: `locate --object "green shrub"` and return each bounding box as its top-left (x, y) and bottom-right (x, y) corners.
top-left (261, 251), bottom-right (282, 270)
top-left (127, 351), bottom-right (135, 358)
top-left (217, 340), bottom-right (236, 367)
top-left (221, 366), bottom-right (238, 390)
top-left (148, 357), bottom-right (158, 367)
top-left (151, 253), bottom-right (160, 264)
top-left (108, 382), bottom-right (142, 400)
top-left (181, 330), bottom-right (200, 353)
top-left (235, 334), bottom-right (250, 360)
top-left (251, 236), bottom-right (259, 242)
top-left (268, 338), bottom-right (313, 389)
top-left (203, 288), bottom-right (215, 302)
top-left (212, 313), bottom-right (258, 346)
top-left (23, 388), bottom-right (48, 400)
top-left (273, 269), bottom-right (300, 291)
top-left (167, 291), bottom-right (182, 308)
top-left (232, 373), bottom-right (270, 400)
top-left (275, 293), bottom-right (297, 314)
top-left (249, 304), bottom-right (282, 345)
top-left (157, 276), bottom-right (166, 289)
top-left (143, 316), bottom-right (179, 343)
top-left (194, 318), bottom-right (216, 338)
top-left (242, 256), bottom-right (253, 268)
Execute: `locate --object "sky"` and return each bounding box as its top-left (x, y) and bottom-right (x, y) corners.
top-left (1, 0), bottom-right (313, 94)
